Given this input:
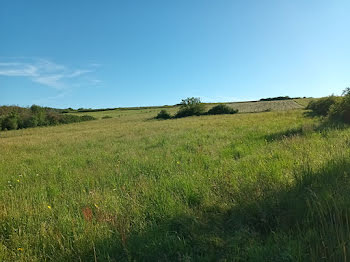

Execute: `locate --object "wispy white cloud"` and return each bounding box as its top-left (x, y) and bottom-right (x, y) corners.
top-left (32, 74), bottom-right (65, 89)
top-left (0, 63), bottom-right (38, 77)
top-left (66, 69), bottom-right (92, 78)
top-left (0, 58), bottom-right (100, 90)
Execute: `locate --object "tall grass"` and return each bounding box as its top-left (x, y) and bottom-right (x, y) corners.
top-left (0, 108), bottom-right (349, 261)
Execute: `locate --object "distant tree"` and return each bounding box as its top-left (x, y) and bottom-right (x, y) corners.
top-left (175, 97), bottom-right (205, 118)
top-left (342, 87), bottom-right (350, 96)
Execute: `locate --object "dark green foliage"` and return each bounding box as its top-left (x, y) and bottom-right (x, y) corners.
top-left (58, 114), bottom-right (83, 124)
top-left (30, 105), bottom-right (42, 114)
top-left (306, 96), bottom-right (339, 116)
top-left (102, 115), bottom-right (113, 119)
top-left (80, 115), bottom-right (97, 121)
top-left (175, 97), bottom-right (205, 118)
top-left (77, 108), bottom-right (116, 112)
top-left (156, 109), bottom-right (171, 119)
top-left (329, 88), bottom-right (350, 123)
top-left (207, 104), bottom-right (238, 115)
top-left (23, 115), bottom-right (39, 128)
top-left (46, 112), bottom-right (61, 125)
top-left (1, 113), bottom-right (18, 130)
top-left (260, 96), bottom-right (291, 101)
top-left (0, 105), bottom-right (96, 131)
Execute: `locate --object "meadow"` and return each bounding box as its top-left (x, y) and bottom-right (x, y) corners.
top-left (0, 100), bottom-right (350, 261)
top-left (226, 100), bottom-right (302, 113)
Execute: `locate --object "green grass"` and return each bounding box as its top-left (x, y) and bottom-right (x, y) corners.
top-left (294, 98), bottom-right (316, 107)
top-left (1, 107), bottom-right (350, 261)
top-left (69, 99), bottom-right (304, 120)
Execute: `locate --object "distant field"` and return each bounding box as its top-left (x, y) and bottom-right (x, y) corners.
top-left (71, 99), bottom-right (306, 119)
top-left (226, 99), bottom-right (303, 113)
top-left (1, 104), bottom-right (350, 261)
top-left (294, 98), bottom-right (316, 107)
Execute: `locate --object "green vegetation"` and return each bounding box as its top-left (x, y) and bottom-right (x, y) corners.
top-left (0, 98), bottom-right (350, 261)
top-left (156, 98), bottom-right (238, 119)
top-left (293, 97), bottom-right (315, 107)
top-left (305, 88), bottom-right (350, 124)
top-left (306, 95), bottom-right (340, 116)
top-left (0, 105), bottom-right (96, 131)
top-left (259, 95), bottom-right (292, 101)
top-left (207, 104), bottom-right (238, 115)
top-left (156, 109), bottom-right (171, 119)
top-left (329, 88), bottom-right (350, 123)
top-left (175, 97), bottom-right (206, 118)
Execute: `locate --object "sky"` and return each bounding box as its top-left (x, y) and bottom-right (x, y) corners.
top-left (1, 0), bottom-right (350, 108)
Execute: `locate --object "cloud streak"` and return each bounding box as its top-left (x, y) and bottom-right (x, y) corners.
top-left (0, 58), bottom-right (99, 90)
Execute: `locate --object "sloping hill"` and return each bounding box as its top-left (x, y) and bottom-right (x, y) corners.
top-left (225, 100), bottom-right (303, 113)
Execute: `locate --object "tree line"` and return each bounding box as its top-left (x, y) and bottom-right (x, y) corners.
top-left (0, 105), bottom-right (96, 131)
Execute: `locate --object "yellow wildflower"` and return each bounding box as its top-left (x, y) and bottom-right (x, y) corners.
top-left (17, 248), bottom-right (23, 251)
top-left (47, 205), bottom-right (51, 209)
top-left (16, 179), bottom-right (20, 182)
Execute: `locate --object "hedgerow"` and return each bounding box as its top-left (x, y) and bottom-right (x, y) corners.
top-left (0, 105), bottom-right (96, 131)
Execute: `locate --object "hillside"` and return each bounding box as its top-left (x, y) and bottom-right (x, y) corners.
top-left (0, 104), bottom-right (349, 261)
top-left (68, 98), bottom-right (308, 119)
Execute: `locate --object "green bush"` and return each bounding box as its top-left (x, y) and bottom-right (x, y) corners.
top-left (175, 97), bottom-right (205, 118)
top-left (2, 113), bottom-right (19, 130)
top-left (23, 115), bottom-right (39, 128)
top-left (46, 112), bottom-right (61, 125)
top-left (207, 104), bottom-right (238, 115)
top-left (59, 114), bottom-right (83, 124)
top-left (102, 115), bottom-right (113, 119)
top-left (329, 88), bottom-right (350, 123)
top-left (156, 110), bottom-right (171, 119)
top-left (80, 115), bottom-right (97, 121)
top-left (306, 96), bottom-right (339, 116)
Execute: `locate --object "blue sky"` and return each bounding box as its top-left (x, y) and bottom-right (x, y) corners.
top-left (1, 0), bottom-right (349, 108)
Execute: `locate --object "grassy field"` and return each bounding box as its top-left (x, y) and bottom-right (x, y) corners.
top-left (70, 99), bottom-right (307, 120)
top-left (226, 100), bottom-right (303, 113)
top-left (1, 104), bottom-right (350, 261)
top-left (293, 98), bottom-right (316, 107)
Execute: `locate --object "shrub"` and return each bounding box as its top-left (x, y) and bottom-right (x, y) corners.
top-left (306, 96), bottom-right (340, 116)
top-left (329, 88), bottom-right (350, 123)
top-left (59, 114), bottom-right (82, 124)
top-left (156, 110), bottom-right (171, 119)
top-left (23, 115), bottom-right (39, 128)
top-left (2, 113), bottom-right (18, 130)
top-left (102, 115), bottom-right (113, 119)
top-left (46, 112), bottom-right (61, 125)
top-left (260, 96), bottom-right (291, 101)
top-left (207, 104), bottom-right (238, 115)
top-left (80, 115), bottom-right (96, 121)
top-left (175, 97), bottom-right (205, 118)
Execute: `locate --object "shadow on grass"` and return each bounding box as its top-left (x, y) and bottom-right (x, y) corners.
top-left (66, 157), bottom-right (350, 262)
top-left (265, 121), bottom-right (349, 142)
